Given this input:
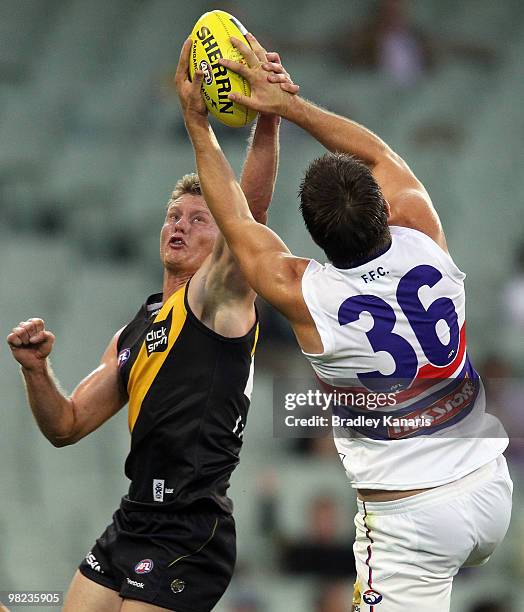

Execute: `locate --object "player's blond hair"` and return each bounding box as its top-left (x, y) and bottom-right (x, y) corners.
top-left (170, 173), bottom-right (201, 201)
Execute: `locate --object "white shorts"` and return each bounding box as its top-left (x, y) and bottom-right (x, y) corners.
top-left (352, 455), bottom-right (513, 612)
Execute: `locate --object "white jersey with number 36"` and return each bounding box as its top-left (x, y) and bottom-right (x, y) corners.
top-left (301, 226), bottom-right (507, 489)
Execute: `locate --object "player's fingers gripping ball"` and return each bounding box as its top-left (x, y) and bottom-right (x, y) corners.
top-left (190, 10), bottom-right (257, 128)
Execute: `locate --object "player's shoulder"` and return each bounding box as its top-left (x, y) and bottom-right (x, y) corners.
top-left (116, 292), bottom-right (162, 349)
top-left (388, 192), bottom-right (448, 253)
top-left (143, 292), bottom-right (164, 316)
top-left (390, 225), bottom-right (466, 283)
top-left (389, 224), bottom-right (439, 251)
top-left (390, 224), bottom-right (447, 255)
top-left (390, 223), bottom-right (436, 241)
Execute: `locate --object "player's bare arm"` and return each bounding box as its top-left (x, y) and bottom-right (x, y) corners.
top-left (188, 112), bottom-right (280, 335)
top-left (7, 318), bottom-right (126, 446)
top-left (282, 99), bottom-right (447, 252)
top-left (176, 38), bottom-right (323, 354)
top-left (176, 37), bottom-right (301, 337)
top-left (220, 35), bottom-right (447, 252)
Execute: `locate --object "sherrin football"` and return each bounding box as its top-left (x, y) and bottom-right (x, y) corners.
top-left (190, 10), bottom-right (257, 128)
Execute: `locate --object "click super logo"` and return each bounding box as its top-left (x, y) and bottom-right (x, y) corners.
top-left (146, 311), bottom-right (172, 356)
top-left (134, 559), bottom-right (154, 574)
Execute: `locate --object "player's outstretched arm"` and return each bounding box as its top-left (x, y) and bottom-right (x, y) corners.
top-left (240, 112), bottom-right (280, 226)
top-left (283, 99), bottom-right (447, 252)
top-left (220, 36), bottom-right (447, 252)
top-left (177, 38), bottom-right (299, 335)
top-left (7, 318), bottom-right (126, 447)
top-left (176, 40), bottom-right (316, 346)
top-left (197, 109), bottom-right (282, 310)
top-left (238, 38), bottom-right (299, 226)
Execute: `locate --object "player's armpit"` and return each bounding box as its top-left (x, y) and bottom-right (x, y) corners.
top-left (188, 237), bottom-right (257, 335)
top-left (54, 330), bottom-right (127, 446)
top-left (218, 217), bottom-right (292, 302)
top-left (205, 238), bottom-right (255, 301)
top-left (189, 220), bottom-right (291, 327)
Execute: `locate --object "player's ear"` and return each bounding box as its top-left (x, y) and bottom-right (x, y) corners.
top-left (384, 200), bottom-right (391, 219)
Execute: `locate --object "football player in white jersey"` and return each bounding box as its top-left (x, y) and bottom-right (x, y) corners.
top-left (176, 36), bottom-right (512, 612)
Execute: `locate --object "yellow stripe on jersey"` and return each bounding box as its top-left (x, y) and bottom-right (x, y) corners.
top-left (251, 323), bottom-right (259, 356)
top-left (127, 285), bottom-right (187, 432)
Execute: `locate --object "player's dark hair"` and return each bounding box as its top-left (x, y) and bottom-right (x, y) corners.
top-left (299, 153), bottom-right (391, 268)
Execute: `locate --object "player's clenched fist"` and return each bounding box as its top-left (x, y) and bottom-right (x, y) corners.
top-left (6, 318), bottom-right (55, 370)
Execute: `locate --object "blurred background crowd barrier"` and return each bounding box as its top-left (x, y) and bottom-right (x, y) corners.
top-left (0, 1), bottom-right (523, 610)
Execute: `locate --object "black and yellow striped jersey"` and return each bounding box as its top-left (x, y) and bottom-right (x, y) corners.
top-left (116, 281), bottom-right (258, 514)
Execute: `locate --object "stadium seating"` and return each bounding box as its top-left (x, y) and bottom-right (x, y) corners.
top-left (1, 2), bottom-right (523, 610)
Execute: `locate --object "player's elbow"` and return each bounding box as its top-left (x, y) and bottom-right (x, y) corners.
top-left (251, 209), bottom-right (268, 225)
top-left (48, 432), bottom-right (76, 447)
top-left (46, 422), bottom-right (80, 447)
top-left (49, 437), bottom-right (69, 448)
top-left (47, 399), bottom-right (85, 446)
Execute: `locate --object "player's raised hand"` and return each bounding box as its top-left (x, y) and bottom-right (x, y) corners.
top-left (219, 34), bottom-right (297, 116)
top-left (175, 38), bottom-right (208, 121)
top-left (244, 29), bottom-right (299, 93)
top-left (7, 318), bottom-right (55, 370)
top-left (263, 51), bottom-right (300, 94)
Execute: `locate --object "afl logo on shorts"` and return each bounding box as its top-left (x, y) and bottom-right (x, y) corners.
top-left (118, 348), bottom-right (131, 368)
top-left (134, 559), bottom-right (154, 574)
top-left (363, 589), bottom-right (383, 605)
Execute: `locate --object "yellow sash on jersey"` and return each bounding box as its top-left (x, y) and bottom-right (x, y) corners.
top-left (127, 285), bottom-right (187, 432)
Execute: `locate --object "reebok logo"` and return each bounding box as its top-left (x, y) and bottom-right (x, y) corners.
top-left (126, 578), bottom-right (144, 589)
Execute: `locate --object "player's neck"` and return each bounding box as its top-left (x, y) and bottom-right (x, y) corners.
top-left (162, 269), bottom-right (192, 303)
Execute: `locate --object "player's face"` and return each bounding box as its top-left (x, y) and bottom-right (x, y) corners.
top-left (160, 194), bottom-right (219, 273)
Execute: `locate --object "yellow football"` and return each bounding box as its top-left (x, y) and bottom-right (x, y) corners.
top-left (189, 10), bottom-right (257, 128)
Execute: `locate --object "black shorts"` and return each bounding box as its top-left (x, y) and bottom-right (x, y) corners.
top-left (78, 502), bottom-right (236, 611)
